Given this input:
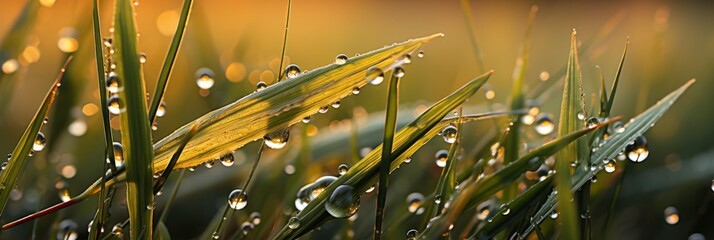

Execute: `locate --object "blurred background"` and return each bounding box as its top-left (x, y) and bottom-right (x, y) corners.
top-left (0, 0), bottom-right (712, 239)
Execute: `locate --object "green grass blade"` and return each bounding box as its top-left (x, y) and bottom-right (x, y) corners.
top-left (602, 39), bottom-right (629, 118)
top-left (374, 69), bottom-right (401, 239)
top-left (503, 5), bottom-right (538, 202)
top-left (520, 80), bottom-right (696, 238)
top-left (554, 30), bottom-right (585, 240)
top-left (0, 57), bottom-right (70, 217)
top-left (148, 0), bottom-right (193, 123)
top-left (276, 0), bottom-right (293, 80)
top-left (418, 120), bottom-right (609, 239)
top-left (272, 70), bottom-right (492, 239)
top-left (113, 0), bottom-right (155, 238)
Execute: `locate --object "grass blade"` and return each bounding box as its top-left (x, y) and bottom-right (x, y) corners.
top-left (602, 39), bottom-right (629, 118)
top-left (276, 0), bottom-right (293, 80)
top-left (374, 68), bottom-right (402, 239)
top-left (113, 0), bottom-right (155, 238)
top-left (272, 70), bottom-right (493, 239)
top-left (148, 0), bottom-right (193, 123)
top-left (418, 119), bottom-right (610, 239)
top-left (520, 80), bottom-right (696, 238)
top-left (153, 122), bottom-right (201, 194)
top-left (553, 30), bottom-right (585, 240)
top-left (0, 57), bottom-right (70, 217)
top-left (458, 0), bottom-right (486, 73)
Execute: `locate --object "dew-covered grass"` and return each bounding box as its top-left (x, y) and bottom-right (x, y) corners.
top-left (0, 1), bottom-right (712, 239)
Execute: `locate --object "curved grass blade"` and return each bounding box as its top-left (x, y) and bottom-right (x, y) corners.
top-left (471, 177), bottom-right (553, 240)
top-left (148, 0), bottom-right (193, 123)
top-left (418, 119), bottom-right (614, 239)
top-left (113, 0), bottom-right (155, 238)
top-left (374, 69), bottom-right (402, 239)
top-left (519, 80), bottom-right (696, 239)
top-left (272, 70), bottom-right (493, 239)
top-left (0, 57), bottom-right (70, 217)
top-left (554, 30), bottom-right (585, 240)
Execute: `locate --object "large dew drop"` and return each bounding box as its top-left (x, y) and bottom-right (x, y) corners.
top-left (107, 95), bottom-right (121, 114)
top-left (534, 113), bottom-right (555, 135)
top-left (106, 72), bottom-right (119, 93)
top-left (335, 54), bottom-right (348, 65)
top-left (33, 132), bottom-right (47, 152)
top-left (264, 129), bottom-right (290, 149)
top-left (284, 64), bottom-right (301, 79)
top-left (220, 152), bottom-right (235, 167)
top-left (287, 217), bottom-right (300, 229)
top-left (365, 67), bottom-right (384, 85)
top-left (228, 189), bottom-right (248, 210)
top-left (325, 185), bottom-right (360, 218)
top-left (440, 125), bottom-right (457, 143)
top-left (195, 68), bottom-right (215, 90)
top-left (626, 135), bottom-right (649, 162)
top-left (435, 149), bottom-right (448, 167)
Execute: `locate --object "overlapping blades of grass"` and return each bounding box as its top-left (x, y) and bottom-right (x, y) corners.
top-left (272, 70), bottom-right (493, 239)
top-left (519, 79), bottom-right (696, 239)
top-left (113, 0), bottom-right (155, 238)
top-left (151, 34), bottom-right (443, 172)
top-left (418, 119), bottom-right (609, 239)
top-left (0, 57), bottom-right (70, 217)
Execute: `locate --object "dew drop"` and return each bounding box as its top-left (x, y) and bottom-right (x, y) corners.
top-left (264, 129), bottom-right (290, 149)
top-left (365, 67), bottom-right (384, 85)
top-left (417, 50), bottom-right (425, 58)
top-left (402, 53), bottom-right (412, 64)
top-left (106, 72), bottom-right (119, 93)
top-left (351, 86), bottom-right (361, 95)
top-left (534, 113), bottom-right (555, 135)
top-left (111, 224), bottom-right (123, 237)
top-left (664, 206), bottom-right (679, 225)
top-left (195, 68), bottom-right (215, 90)
top-left (577, 112), bottom-right (586, 120)
top-left (406, 229), bottom-right (419, 240)
top-left (287, 217), bottom-right (300, 229)
top-left (138, 52), bottom-right (147, 64)
top-left (365, 184), bottom-right (376, 193)
top-left (393, 66), bottom-right (405, 78)
top-left (325, 185), bottom-right (360, 218)
top-left (335, 54), bottom-right (348, 65)
top-left (284, 64), bottom-right (301, 79)
top-left (331, 101), bottom-right (341, 109)
top-left (434, 195), bottom-right (442, 204)
top-left (435, 149), bottom-right (448, 168)
top-left (605, 161), bottom-right (616, 173)
top-left (1, 162), bottom-right (7, 170)
top-left (250, 212), bottom-right (262, 225)
top-left (220, 152), bottom-right (235, 167)
top-left (107, 95), bottom-right (121, 114)
top-left (302, 116), bottom-right (311, 123)
top-left (406, 192), bottom-right (424, 214)
top-left (57, 219), bottom-right (78, 240)
top-left (203, 160), bottom-right (215, 169)
top-left (502, 207), bottom-right (511, 215)
top-left (338, 164), bottom-right (349, 175)
top-left (310, 176), bottom-right (338, 199)
top-left (228, 189), bottom-right (248, 210)
top-left (550, 212), bottom-right (559, 219)
top-left (612, 121), bottom-right (625, 133)
top-left (318, 106), bottom-right (329, 114)
top-left (55, 180), bottom-right (71, 202)
top-left (241, 222), bottom-right (254, 235)
top-left (156, 102), bottom-right (167, 117)
top-left (586, 117), bottom-right (599, 128)
top-left (440, 125), bottom-right (457, 143)
top-left (626, 135), bottom-right (649, 162)
top-left (33, 132), bottom-right (47, 152)
top-left (256, 81), bottom-right (268, 92)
